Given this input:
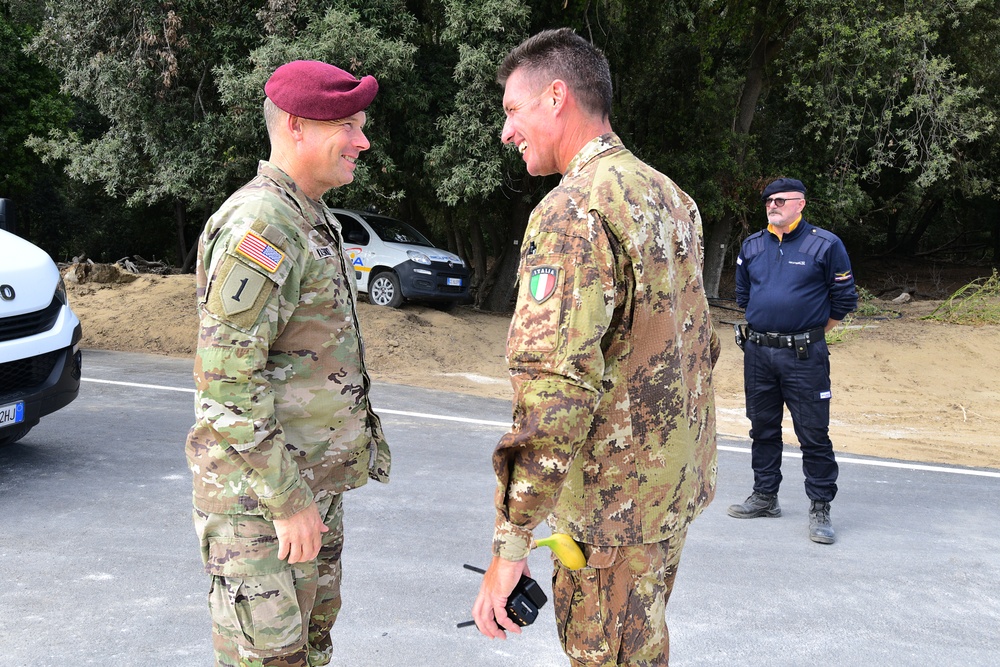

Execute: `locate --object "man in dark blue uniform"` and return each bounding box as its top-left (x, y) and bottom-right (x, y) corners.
top-left (729, 177), bottom-right (857, 544)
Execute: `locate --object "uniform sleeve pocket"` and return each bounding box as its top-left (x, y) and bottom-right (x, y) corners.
top-left (509, 254), bottom-right (568, 356)
top-left (195, 343), bottom-right (262, 451)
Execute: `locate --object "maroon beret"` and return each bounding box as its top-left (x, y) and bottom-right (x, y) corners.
top-left (264, 60), bottom-right (378, 121)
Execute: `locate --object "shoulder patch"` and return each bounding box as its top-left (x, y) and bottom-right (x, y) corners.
top-left (219, 261), bottom-right (268, 316)
top-left (206, 256), bottom-right (274, 330)
top-left (529, 266), bottom-right (560, 303)
top-left (799, 232), bottom-right (833, 258)
top-left (742, 232), bottom-right (767, 260)
top-left (810, 227), bottom-right (840, 243)
top-left (236, 230), bottom-right (285, 273)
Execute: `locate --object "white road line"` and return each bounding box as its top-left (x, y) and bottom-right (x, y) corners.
top-left (718, 445), bottom-right (1000, 479)
top-left (83, 377), bottom-right (999, 478)
top-left (376, 409), bottom-right (509, 428)
top-left (84, 378), bottom-right (195, 393)
top-left (82, 378), bottom-right (508, 426)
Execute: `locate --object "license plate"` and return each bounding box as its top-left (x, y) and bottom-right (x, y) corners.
top-left (0, 401), bottom-right (25, 429)
top-left (447, 277), bottom-right (463, 287)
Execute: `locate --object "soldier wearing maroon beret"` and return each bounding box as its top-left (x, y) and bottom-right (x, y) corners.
top-left (187, 59), bottom-right (389, 667)
top-left (262, 59), bottom-right (379, 196)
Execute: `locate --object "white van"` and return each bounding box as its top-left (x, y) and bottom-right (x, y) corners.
top-left (0, 200), bottom-right (82, 446)
top-left (331, 209), bottom-right (471, 308)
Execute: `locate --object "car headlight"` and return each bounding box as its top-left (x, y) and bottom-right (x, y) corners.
top-left (407, 250), bottom-right (431, 265)
top-left (55, 276), bottom-right (70, 306)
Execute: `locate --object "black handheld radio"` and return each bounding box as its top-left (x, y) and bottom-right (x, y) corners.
top-left (457, 564), bottom-right (548, 628)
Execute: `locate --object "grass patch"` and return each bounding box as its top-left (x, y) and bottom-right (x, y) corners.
top-left (826, 287), bottom-right (883, 344)
top-left (825, 315), bottom-right (859, 344)
top-left (854, 286), bottom-right (886, 317)
top-left (922, 270), bottom-right (1000, 325)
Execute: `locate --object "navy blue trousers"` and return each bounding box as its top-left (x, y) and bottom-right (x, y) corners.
top-left (743, 338), bottom-right (839, 502)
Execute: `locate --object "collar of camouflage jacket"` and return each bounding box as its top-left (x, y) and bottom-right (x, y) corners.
top-left (564, 132), bottom-right (623, 180)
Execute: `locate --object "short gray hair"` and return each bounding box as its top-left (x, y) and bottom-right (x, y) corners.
top-left (263, 97), bottom-right (283, 136)
top-left (497, 28), bottom-right (612, 121)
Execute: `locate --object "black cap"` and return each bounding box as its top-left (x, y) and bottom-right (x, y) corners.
top-left (761, 177), bottom-right (806, 200)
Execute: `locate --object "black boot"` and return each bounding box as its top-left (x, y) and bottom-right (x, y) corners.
top-left (727, 492), bottom-right (781, 518)
top-left (809, 500), bottom-right (835, 544)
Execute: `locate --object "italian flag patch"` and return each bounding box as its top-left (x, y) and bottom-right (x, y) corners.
top-left (529, 266), bottom-right (559, 303)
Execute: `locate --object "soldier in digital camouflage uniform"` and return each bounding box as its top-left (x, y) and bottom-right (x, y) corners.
top-left (472, 29), bottom-right (720, 666)
top-left (185, 60), bottom-right (390, 667)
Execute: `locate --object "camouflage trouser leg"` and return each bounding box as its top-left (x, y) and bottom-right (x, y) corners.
top-left (552, 530), bottom-right (688, 667)
top-left (305, 491), bottom-right (344, 666)
top-left (193, 492), bottom-right (345, 667)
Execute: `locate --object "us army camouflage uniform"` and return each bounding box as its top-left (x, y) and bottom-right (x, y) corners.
top-left (492, 133), bottom-right (719, 665)
top-left (186, 161), bottom-right (390, 667)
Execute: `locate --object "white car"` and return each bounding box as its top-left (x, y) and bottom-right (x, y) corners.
top-left (0, 200), bottom-right (82, 446)
top-left (331, 209), bottom-right (471, 308)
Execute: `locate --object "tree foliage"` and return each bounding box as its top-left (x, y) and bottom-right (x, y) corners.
top-left (2, 0), bottom-right (997, 306)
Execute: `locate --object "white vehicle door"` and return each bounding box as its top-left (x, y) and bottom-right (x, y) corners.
top-left (335, 213), bottom-right (376, 292)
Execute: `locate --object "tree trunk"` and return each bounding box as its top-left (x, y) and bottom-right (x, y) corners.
top-left (993, 206), bottom-right (1000, 268)
top-left (181, 204), bottom-right (211, 274)
top-left (903, 198), bottom-right (942, 255)
top-left (702, 3), bottom-right (783, 299)
top-left (704, 213), bottom-right (737, 300)
top-left (885, 212), bottom-right (900, 254)
top-left (467, 215), bottom-right (488, 291)
top-left (479, 181), bottom-right (532, 312)
top-left (443, 208), bottom-right (466, 259)
top-left (181, 239), bottom-right (199, 274)
top-left (174, 200), bottom-right (187, 268)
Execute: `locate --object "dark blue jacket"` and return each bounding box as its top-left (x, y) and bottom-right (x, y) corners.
top-left (735, 218), bottom-right (857, 333)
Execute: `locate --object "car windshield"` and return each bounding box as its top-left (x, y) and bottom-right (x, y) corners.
top-left (364, 215), bottom-right (434, 247)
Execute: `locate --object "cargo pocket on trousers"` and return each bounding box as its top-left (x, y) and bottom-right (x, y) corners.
top-left (796, 344), bottom-right (832, 426)
top-left (554, 546), bottom-right (619, 664)
top-left (205, 539), bottom-right (304, 653)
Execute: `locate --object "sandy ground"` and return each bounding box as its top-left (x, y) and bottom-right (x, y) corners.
top-left (65, 270), bottom-right (999, 470)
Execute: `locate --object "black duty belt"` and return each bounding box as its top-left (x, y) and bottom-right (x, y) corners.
top-left (746, 327), bottom-right (826, 349)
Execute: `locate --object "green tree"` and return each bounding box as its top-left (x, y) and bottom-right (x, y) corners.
top-left (25, 0), bottom-right (268, 266)
top-left (562, 0), bottom-right (994, 297)
top-left (426, 0), bottom-right (532, 309)
top-left (0, 2), bottom-right (74, 238)
top-left (214, 0), bottom-right (421, 211)
top-left (10, 0), bottom-right (996, 299)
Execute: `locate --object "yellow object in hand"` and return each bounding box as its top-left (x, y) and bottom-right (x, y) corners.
top-left (534, 533), bottom-right (587, 570)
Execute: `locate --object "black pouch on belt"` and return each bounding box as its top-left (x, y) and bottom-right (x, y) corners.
top-left (733, 323), bottom-right (747, 351)
top-left (793, 333), bottom-right (810, 360)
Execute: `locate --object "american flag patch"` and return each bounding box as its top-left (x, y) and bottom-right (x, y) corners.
top-left (236, 231), bottom-right (284, 273)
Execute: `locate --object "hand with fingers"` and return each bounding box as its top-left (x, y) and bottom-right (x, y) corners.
top-left (472, 556), bottom-right (529, 639)
top-left (273, 502), bottom-right (329, 563)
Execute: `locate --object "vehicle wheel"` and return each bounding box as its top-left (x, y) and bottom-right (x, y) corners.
top-left (369, 271), bottom-right (404, 308)
top-left (0, 423), bottom-right (33, 447)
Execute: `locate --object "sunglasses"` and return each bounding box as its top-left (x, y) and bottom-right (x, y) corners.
top-left (764, 197), bottom-right (804, 208)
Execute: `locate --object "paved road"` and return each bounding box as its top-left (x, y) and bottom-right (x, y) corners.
top-left (1, 349), bottom-right (998, 666)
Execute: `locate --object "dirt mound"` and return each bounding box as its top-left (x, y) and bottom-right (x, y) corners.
top-left (65, 272), bottom-right (999, 469)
